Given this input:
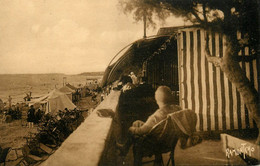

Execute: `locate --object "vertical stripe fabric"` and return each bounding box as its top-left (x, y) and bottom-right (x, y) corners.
top-left (178, 29), bottom-right (258, 131)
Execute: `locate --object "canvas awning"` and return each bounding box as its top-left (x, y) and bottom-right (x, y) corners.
top-left (101, 36), bottom-right (173, 87)
top-left (59, 86), bottom-right (75, 101)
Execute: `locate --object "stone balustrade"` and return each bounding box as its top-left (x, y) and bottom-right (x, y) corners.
top-left (41, 90), bottom-right (121, 166)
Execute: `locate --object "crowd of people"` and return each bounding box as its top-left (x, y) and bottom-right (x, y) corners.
top-left (0, 104), bottom-right (22, 123)
top-left (0, 82), bottom-right (103, 164)
top-left (0, 82), bottom-right (103, 125)
top-left (0, 102), bottom-right (44, 127)
top-left (100, 71), bottom-right (141, 99)
top-left (26, 105), bottom-right (45, 128)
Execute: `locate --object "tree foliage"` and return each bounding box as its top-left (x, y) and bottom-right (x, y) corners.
top-left (119, 0), bottom-right (259, 57)
top-left (119, 0), bottom-right (171, 28)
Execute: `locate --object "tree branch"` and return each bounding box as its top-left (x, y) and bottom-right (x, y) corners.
top-left (190, 10), bottom-right (203, 24)
top-left (201, 4), bottom-right (223, 67)
top-left (204, 31), bottom-right (222, 67)
top-left (206, 56), bottom-right (223, 67)
top-left (202, 2), bottom-right (208, 24)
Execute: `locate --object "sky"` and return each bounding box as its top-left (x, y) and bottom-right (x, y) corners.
top-left (0, 0), bottom-right (186, 74)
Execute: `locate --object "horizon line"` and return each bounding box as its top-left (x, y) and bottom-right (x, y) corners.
top-left (0, 71), bottom-right (105, 75)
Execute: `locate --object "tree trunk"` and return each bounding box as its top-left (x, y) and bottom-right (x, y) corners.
top-left (217, 36), bottom-right (260, 144)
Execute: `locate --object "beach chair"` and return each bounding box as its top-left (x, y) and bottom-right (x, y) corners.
top-left (132, 109), bottom-right (198, 166)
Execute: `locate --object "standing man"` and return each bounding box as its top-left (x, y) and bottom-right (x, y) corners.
top-left (27, 105), bottom-right (35, 128)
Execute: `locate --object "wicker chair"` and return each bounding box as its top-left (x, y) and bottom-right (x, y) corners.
top-left (132, 109), bottom-right (197, 166)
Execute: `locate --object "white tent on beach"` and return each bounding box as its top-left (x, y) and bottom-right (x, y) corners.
top-left (59, 86), bottom-right (75, 101)
top-left (31, 89), bottom-right (76, 115)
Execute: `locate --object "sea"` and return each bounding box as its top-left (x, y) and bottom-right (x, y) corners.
top-left (0, 73), bottom-right (103, 104)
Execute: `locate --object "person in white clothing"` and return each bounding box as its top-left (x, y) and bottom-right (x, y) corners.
top-left (129, 72), bottom-right (138, 85)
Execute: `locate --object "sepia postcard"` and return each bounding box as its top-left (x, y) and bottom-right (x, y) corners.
top-left (0, 0), bottom-right (259, 165)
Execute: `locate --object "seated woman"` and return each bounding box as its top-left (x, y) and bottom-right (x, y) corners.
top-left (117, 85), bottom-right (181, 155)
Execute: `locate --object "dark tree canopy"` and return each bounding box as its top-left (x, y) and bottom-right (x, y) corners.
top-left (119, 0), bottom-right (259, 57)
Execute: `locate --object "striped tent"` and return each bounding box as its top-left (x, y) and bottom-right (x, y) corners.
top-left (177, 27), bottom-right (259, 132)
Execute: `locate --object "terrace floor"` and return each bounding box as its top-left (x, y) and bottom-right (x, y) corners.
top-left (121, 139), bottom-right (247, 166)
